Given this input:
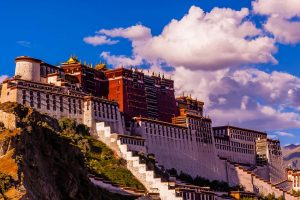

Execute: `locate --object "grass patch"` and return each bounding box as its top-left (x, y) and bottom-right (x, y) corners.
top-left (167, 168), bottom-right (244, 192)
top-left (58, 118), bottom-right (145, 191)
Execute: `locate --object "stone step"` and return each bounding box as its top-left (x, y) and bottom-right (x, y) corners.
top-left (145, 171), bottom-right (155, 182)
top-left (102, 135), bottom-right (184, 200)
top-left (138, 164), bottom-right (147, 174)
top-left (132, 158), bottom-right (141, 167)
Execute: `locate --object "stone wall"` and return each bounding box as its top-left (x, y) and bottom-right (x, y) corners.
top-left (226, 162), bottom-right (299, 199)
top-left (215, 137), bottom-right (256, 166)
top-left (134, 121), bottom-right (227, 181)
top-left (253, 165), bottom-right (270, 181)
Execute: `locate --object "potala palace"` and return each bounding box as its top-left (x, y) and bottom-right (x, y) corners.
top-left (0, 56), bottom-right (299, 200)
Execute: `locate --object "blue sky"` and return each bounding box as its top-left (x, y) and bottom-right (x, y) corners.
top-left (0, 0), bottom-right (251, 74)
top-left (1, 0), bottom-right (300, 145)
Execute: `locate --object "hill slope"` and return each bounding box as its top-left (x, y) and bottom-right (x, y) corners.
top-left (282, 144), bottom-right (300, 169)
top-left (0, 102), bottom-right (142, 200)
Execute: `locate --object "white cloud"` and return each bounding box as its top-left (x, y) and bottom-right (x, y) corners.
top-left (264, 16), bottom-right (300, 44)
top-left (274, 131), bottom-right (295, 137)
top-left (268, 135), bottom-right (278, 139)
top-left (253, 0), bottom-right (300, 44)
top-left (0, 75), bottom-right (8, 83)
top-left (83, 35), bottom-right (118, 46)
top-left (171, 67), bottom-right (300, 130)
top-left (84, 5), bottom-right (300, 132)
top-left (16, 41), bottom-right (31, 48)
top-left (252, 0), bottom-right (300, 18)
top-left (101, 52), bottom-right (143, 67)
top-left (94, 6), bottom-right (277, 71)
top-left (98, 24), bottom-right (152, 41)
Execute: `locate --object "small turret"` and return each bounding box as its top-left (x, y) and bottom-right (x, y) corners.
top-left (15, 56), bottom-right (42, 82)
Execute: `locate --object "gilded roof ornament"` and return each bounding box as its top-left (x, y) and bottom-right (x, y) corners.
top-left (62, 55), bottom-right (80, 65)
top-left (95, 63), bottom-right (107, 71)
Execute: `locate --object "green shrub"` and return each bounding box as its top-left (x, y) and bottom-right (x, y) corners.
top-left (171, 171), bottom-right (242, 192)
top-left (167, 168), bottom-right (178, 177)
top-left (76, 124), bottom-right (90, 136)
top-left (292, 190), bottom-right (300, 197)
top-left (84, 137), bottom-right (145, 190)
top-left (58, 118), bottom-right (76, 131)
top-left (259, 193), bottom-right (285, 200)
top-left (47, 117), bottom-right (145, 190)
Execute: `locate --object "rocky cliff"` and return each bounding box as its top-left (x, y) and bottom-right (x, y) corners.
top-left (0, 102), bottom-right (139, 200)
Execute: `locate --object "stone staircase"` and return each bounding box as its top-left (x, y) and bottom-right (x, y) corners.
top-left (221, 158), bottom-right (299, 200)
top-left (95, 122), bottom-right (183, 200)
top-left (94, 122), bottom-right (298, 200)
top-left (88, 174), bottom-right (146, 197)
top-left (274, 180), bottom-right (293, 192)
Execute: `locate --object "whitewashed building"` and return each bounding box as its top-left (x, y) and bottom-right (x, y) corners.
top-left (0, 56), bottom-right (124, 133)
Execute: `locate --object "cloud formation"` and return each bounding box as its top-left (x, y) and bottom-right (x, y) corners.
top-left (98, 24), bottom-right (152, 41)
top-left (172, 67), bottom-right (300, 130)
top-left (84, 5), bottom-right (300, 133)
top-left (275, 131), bottom-right (295, 137)
top-left (83, 35), bottom-right (118, 46)
top-left (253, 0), bottom-right (300, 44)
top-left (88, 6), bottom-right (277, 70)
top-left (0, 75), bottom-right (8, 83)
top-left (101, 52), bottom-right (143, 67)
top-left (16, 41), bottom-right (31, 48)
top-left (252, 0), bottom-right (300, 18)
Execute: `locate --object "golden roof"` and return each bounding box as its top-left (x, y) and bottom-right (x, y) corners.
top-left (95, 63), bottom-right (107, 71)
top-left (62, 55), bottom-right (80, 65)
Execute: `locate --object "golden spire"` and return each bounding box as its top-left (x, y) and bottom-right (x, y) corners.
top-left (63, 55), bottom-right (80, 65)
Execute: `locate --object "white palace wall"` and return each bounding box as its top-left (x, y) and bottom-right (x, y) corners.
top-left (215, 137), bottom-right (256, 166)
top-left (134, 120), bottom-right (227, 182)
top-left (0, 79), bottom-right (124, 134)
top-left (84, 98), bottom-right (123, 134)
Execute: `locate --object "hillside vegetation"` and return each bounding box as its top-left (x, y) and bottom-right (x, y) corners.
top-left (0, 102), bottom-right (143, 200)
top-left (58, 117), bottom-right (145, 190)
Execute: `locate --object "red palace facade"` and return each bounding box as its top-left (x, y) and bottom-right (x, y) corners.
top-left (105, 68), bottom-right (178, 123)
top-left (60, 56), bottom-right (108, 98)
top-left (57, 56), bottom-right (198, 125)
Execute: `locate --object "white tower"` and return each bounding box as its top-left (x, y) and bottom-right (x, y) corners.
top-left (15, 56), bottom-right (41, 82)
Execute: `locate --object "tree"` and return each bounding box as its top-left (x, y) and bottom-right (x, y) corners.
top-left (76, 124), bottom-right (90, 136)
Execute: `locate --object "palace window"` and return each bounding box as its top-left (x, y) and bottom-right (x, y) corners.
top-left (22, 90), bottom-right (26, 105)
top-left (60, 96), bottom-right (63, 112)
top-left (37, 92), bottom-right (41, 109)
top-left (94, 102), bottom-right (97, 116)
top-left (53, 95), bottom-right (56, 111)
top-left (110, 106), bottom-right (114, 119)
top-left (68, 98), bottom-right (72, 113)
top-left (46, 94), bottom-right (50, 110)
top-left (73, 99), bottom-right (76, 114)
top-left (115, 107), bottom-right (118, 120)
top-left (30, 91), bottom-right (34, 107)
